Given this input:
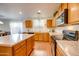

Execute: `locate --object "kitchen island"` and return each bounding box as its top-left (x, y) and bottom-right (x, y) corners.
top-left (0, 34), bottom-right (34, 56)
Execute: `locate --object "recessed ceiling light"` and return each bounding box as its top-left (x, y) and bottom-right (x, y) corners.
top-left (38, 10), bottom-right (41, 13)
top-left (37, 10), bottom-right (41, 14)
top-left (0, 21), bottom-right (4, 24)
top-left (19, 11), bottom-right (22, 15)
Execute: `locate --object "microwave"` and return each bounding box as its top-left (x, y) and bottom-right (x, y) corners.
top-left (63, 30), bottom-right (79, 41)
top-left (56, 9), bottom-right (68, 26)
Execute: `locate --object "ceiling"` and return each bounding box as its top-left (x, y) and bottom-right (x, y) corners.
top-left (0, 3), bottom-right (60, 21)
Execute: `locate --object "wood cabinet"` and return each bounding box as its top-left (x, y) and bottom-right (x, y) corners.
top-left (13, 41), bottom-right (26, 56)
top-left (52, 19), bottom-right (56, 27)
top-left (47, 19), bottom-right (52, 28)
top-left (43, 33), bottom-right (50, 42)
top-left (0, 35), bottom-right (34, 56)
top-left (34, 32), bottom-right (49, 42)
top-left (61, 3), bottom-right (68, 11)
top-left (68, 3), bottom-right (79, 24)
top-left (24, 20), bottom-right (32, 28)
top-left (14, 45), bottom-right (26, 56)
top-left (26, 36), bottom-right (34, 56)
top-left (34, 32), bottom-right (40, 41)
top-left (56, 44), bottom-right (65, 56)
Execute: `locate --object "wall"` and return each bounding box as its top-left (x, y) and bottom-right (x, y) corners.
top-left (55, 25), bottom-right (79, 34)
top-left (23, 19), bottom-right (51, 32)
top-left (0, 20), bottom-right (10, 32)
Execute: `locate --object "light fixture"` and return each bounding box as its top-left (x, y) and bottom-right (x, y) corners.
top-left (37, 10), bottom-right (41, 14)
top-left (0, 21), bottom-right (4, 24)
top-left (19, 11), bottom-right (22, 15)
top-left (71, 7), bottom-right (77, 11)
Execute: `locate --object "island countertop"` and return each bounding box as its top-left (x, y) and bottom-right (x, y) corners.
top-left (0, 34), bottom-right (35, 47)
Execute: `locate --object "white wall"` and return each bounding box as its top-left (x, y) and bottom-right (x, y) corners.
top-left (0, 20), bottom-right (10, 32)
top-left (55, 25), bottom-right (79, 34)
top-left (23, 19), bottom-right (51, 32)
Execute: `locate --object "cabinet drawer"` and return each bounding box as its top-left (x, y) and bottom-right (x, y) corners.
top-left (13, 41), bottom-right (26, 51)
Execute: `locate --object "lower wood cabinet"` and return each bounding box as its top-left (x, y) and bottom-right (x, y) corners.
top-left (14, 45), bottom-right (26, 56)
top-left (56, 44), bottom-right (65, 56)
top-left (26, 36), bottom-right (34, 56)
top-left (0, 35), bottom-right (34, 56)
top-left (34, 32), bottom-right (49, 42)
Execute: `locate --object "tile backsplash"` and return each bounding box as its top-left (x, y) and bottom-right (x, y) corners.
top-left (55, 25), bottom-right (79, 34)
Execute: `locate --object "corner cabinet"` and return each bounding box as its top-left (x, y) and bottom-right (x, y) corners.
top-left (68, 3), bottom-right (79, 24)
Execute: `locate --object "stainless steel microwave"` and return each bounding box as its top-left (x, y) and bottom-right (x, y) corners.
top-left (56, 9), bottom-right (68, 26)
top-left (63, 30), bottom-right (79, 41)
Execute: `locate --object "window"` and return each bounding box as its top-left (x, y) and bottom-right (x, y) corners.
top-left (10, 22), bottom-right (23, 34)
top-left (33, 19), bottom-right (46, 28)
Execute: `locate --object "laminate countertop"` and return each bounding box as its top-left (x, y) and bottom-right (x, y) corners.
top-left (0, 34), bottom-right (35, 47)
top-left (55, 35), bottom-right (79, 56)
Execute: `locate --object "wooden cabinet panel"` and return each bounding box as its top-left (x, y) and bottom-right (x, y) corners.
top-left (56, 44), bottom-right (65, 56)
top-left (14, 45), bottom-right (26, 56)
top-left (24, 20), bottom-right (32, 28)
top-left (52, 19), bottom-right (56, 27)
top-left (0, 46), bottom-right (12, 56)
top-left (43, 33), bottom-right (49, 42)
top-left (26, 36), bottom-right (34, 56)
top-left (61, 3), bottom-right (68, 11)
top-left (34, 33), bottom-right (40, 41)
top-left (13, 41), bottom-right (26, 51)
top-left (47, 19), bottom-right (52, 28)
top-left (58, 4), bottom-right (62, 15)
top-left (68, 3), bottom-right (79, 23)
top-left (34, 32), bottom-right (49, 42)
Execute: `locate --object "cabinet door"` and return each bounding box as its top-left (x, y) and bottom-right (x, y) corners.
top-left (47, 20), bottom-right (52, 28)
top-left (68, 3), bottom-right (79, 23)
top-left (56, 44), bottom-right (65, 56)
top-left (34, 33), bottom-right (39, 41)
top-left (24, 20), bottom-right (32, 28)
top-left (39, 33), bottom-right (44, 41)
top-left (26, 38), bottom-right (32, 55)
top-left (43, 33), bottom-right (49, 42)
top-left (26, 37), bottom-right (34, 56)
top-left (61, 3), bottom-right (68, 11)
top-left (52, 19), bottom-right (56, 27)
top-left (14, 45), bottom-right (26, 56)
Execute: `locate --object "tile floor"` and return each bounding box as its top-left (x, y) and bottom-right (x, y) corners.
top-left (30, 41), bottom-right (52, 56)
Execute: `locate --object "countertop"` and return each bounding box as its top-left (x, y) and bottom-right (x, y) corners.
top-left (0, 34), bottom-right (34, 47)
top-left (56, 40), bottom-right (79, 56)
top-left (55, 35), bottom-right (79, 56)
top-left (49, 32), bottom-right (79, 56)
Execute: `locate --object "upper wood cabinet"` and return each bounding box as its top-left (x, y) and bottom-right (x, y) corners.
top-left (61, 3), bottom-right (68, 11)
top-left (68, 3), bottom-right (79, 24)
top-left (47, 19), bottom-right (52, 28)
top-left (24, 20), bottom-right (32, 28)
top-left (52, 19), bottom-right (56, 27)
